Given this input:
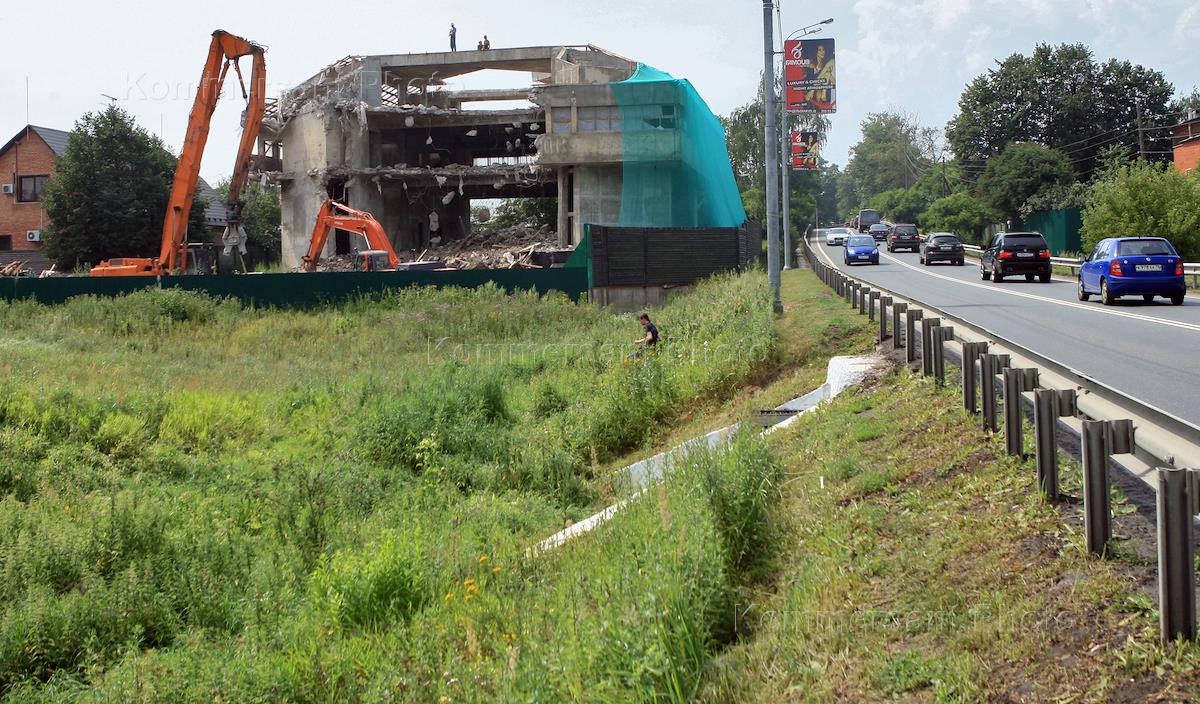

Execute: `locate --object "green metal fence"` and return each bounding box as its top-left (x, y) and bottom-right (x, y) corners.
top-left (1018, 208), bottom-right (1083, 255)
top-left (0, 267), bottom-right (589, 307)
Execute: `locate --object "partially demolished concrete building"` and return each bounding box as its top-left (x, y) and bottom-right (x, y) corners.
top-left (258, 45), bottom-right (652, 269)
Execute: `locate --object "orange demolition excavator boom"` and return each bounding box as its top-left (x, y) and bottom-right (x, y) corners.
top-left (91, 30), bottom-right (266, 277)
top-left (302, 199), bottom-right (401, 272)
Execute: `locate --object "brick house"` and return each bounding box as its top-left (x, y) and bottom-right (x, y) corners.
top-left (1173, 111), bottom-right (1200, 174)
top-left (0, 124), bottom-right (228, 274)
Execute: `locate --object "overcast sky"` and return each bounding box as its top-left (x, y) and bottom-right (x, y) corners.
top-left (2, 0), bottom-right (1197, 185)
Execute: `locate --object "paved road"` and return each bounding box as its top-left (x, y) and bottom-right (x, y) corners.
top-left (814, 240), bottom-right (1200, 425)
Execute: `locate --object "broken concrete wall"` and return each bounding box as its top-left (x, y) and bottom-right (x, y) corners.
top-left (573, 165), bottom-right (622, 245)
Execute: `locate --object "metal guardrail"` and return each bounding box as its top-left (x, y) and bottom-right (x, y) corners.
top-left (959, 243), bottom-right (1200, 282)
top-left (803, 234), bottom-right (1200, 645)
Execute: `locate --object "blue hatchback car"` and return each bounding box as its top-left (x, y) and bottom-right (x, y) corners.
top-left (844, 235), bottom-right (879, 266)
top-left (1077, 237), bottom-right (1186, 306)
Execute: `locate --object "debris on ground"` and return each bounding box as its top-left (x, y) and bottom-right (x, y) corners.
top-left (0, 261), bottom-right (33, 277)
top-left (302, 225), bottom-right (567, 272)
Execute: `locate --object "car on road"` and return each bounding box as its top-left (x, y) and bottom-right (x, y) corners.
top-left (980, 232), bottom-right (1051, 283)
top-left (824, 227), bottom-right (853, 246)
top-left (844, 235), bottom-right (880, 265)
top-left (919, 232), bottom-right (965, 266)
top-left (887, 223), bottom-right (921, 252)
top-left (867, 224), bottom-right (889, 242)
top-left (1077, 237), bottom-right (1186, 306)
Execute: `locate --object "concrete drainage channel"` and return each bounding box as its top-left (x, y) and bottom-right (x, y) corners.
top-left (805, 234), bottom-right (1200, 646)
top-left (532, 355), bottom-right (881, 554)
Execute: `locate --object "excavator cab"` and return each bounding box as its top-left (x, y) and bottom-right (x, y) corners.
top-left (354, 250), bottom-right (393, 272)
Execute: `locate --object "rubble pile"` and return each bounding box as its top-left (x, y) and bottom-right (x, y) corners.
top-left (429, 225), bottom-right (560, 269)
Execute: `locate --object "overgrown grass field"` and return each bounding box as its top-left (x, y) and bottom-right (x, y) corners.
top-left (0, 272), bottom-right (817, 702)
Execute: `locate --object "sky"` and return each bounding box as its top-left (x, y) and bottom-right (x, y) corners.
top-left (2, 0), bottom-right (1197, 185)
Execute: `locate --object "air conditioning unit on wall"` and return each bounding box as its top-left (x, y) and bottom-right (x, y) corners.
top-left (26, 230), bottom-right (41, 242)
top-left (1, 184), bottom-right (12, 195)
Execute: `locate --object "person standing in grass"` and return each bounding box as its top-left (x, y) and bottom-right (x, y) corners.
top-left (631, 313), bottom-right (659, 357)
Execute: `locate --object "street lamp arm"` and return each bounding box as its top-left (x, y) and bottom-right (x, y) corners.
top-left (783, 17), bottom-right (834, 42)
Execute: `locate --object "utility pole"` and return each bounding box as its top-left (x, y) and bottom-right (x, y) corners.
top-left (762, 0), bottom-right (782, 313)
top-left (1136, 102), bottom-right (1148, 159)
top-left (781, 115), bottom-right (792, 270)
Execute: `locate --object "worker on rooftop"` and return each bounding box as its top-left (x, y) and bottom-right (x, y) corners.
top-left (449, 23), bottom-right (457, 52)
top-left (482, 35), bottom-right (491, 50)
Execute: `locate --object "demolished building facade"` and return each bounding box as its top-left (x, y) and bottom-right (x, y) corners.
top-left (257, 45), bottom-right (651, 270)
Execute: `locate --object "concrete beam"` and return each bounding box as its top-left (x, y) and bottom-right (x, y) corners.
top-left (426, 88), bottom-right (532, 103)
top-left (375, 47), bottom-right (561, 81)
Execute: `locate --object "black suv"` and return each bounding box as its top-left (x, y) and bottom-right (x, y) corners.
top-left (919, 232), bottom-right (964, 266)
top-left (887, 224), bottom-right (921, 252)
top-left (980, 232), bottom-right (1051, 283)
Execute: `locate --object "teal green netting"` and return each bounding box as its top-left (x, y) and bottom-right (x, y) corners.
top-left (612, 64), bottom-right (746, 228)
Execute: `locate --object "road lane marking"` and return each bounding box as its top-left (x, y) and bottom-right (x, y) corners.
top-left (815, 241), bottom-right (1200, 334)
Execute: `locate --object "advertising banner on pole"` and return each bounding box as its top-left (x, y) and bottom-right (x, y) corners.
top-left (784, 38), bottom-right (836, 113)
top-left (790, 130), bottom-right (820, 170)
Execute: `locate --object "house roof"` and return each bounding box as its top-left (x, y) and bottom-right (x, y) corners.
top-left (0, 125), bottom-right (71, 159)
top-left (1, 124), bottom-right (228, 229)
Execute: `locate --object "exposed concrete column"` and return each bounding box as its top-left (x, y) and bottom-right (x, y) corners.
top-left (557, 167), bottom-right (569, 247)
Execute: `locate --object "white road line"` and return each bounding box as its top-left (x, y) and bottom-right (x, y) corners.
top-left (815, 241), bottom-right (1200, 334)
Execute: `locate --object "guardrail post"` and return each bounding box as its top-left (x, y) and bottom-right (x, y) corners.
top-left (1157, 467), bottom-right (1197, 645)
top-left (1188, 468), bottom-right (1200, 518)
top-left (905, 309), bottom-right (922, 363)
top-left (1033, 389), bottom-right (1075, 501)
top-left (892, 302), bottom-right (906, 350)
top-left (850, 281), bottom-right (858, 306)
top-left (933, 326), bottom-right (953, 386)
top-left (1002, 368), bottom-right (1039, 457)
top-left (1082, 419), bottom-right (1112, 556)
top-left (859, 287), bottom-right (871, 315)
top-left (920, 317), bottom-right (941, 377)
top-left (980, 353), bottom-right (1010, 433)
top-left (961, 341), bottom-right (988, 414)
top-left (869, 290), bottom-right (880, 322)
top-left (879, 296), bottom-right (892, 342)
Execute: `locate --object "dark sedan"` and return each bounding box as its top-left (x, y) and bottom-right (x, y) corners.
top-left (919, 232), bottom-right (965, 266)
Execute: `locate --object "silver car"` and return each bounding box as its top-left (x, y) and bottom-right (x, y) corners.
top-left (824, 227), bottom-right (853, 246)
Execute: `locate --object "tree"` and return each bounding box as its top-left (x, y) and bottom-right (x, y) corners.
top-left (975, 143), bottom-right (1073, 222)
top-left (216, 178), bottom-right (281, 262)
top-left (920, 192), bottom-right (998, 244)
top-left (844, 112), bottom-right (932, 204)
top-left (487, 198), bottom-right (556, 229)
top-left (947, 43), bottom-right (1175, 177)
top-left (41, 106), bottom-right (208, 269)
top-left (1173, 88), bottom-right (1200, 116)
top-left (868, 188), bottom-right (931, 224)
top-left (1080, 160), bottom-right (1200, 260)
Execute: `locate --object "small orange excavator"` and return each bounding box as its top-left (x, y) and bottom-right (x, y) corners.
top-left (301, 199), bottom-right (401, 272)
top-left (91, 30), bottom-right (266, 277)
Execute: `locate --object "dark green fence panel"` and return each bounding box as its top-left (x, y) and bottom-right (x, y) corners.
top-left (5, 275), bottom-right (157, 305)
top-left (1018, 208), bottom-right (1083, 255)
top-left (1, 267), bottom-right (588, 306)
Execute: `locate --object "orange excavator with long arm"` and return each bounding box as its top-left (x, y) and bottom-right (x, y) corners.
top-left (301, 199), bottom-right (401, 272)
top-left (91, 30), bottom-right (266, 277)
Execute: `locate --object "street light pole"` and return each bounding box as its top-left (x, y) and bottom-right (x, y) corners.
top-left (762, 0), bottom-right (782, 313)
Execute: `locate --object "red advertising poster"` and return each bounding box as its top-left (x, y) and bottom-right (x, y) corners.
top-left (784, 38), bottom-right (836, 113)
top-left (790, 131), bottom-right (820, 170)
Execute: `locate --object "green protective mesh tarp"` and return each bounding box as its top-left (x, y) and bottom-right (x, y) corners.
top-left (612, 64), bottom-right (746, 228)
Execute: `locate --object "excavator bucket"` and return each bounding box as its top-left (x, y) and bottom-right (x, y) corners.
top-left (222, 223), bottom-right (249, 255)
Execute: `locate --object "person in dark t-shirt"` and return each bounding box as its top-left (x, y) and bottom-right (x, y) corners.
top-left (632, 313), bottom-right (659, 356)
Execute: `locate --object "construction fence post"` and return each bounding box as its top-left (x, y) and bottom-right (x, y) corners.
top-left (1081, 419), bottom-right (1113, 556)
top-left (1003, 368), bottom-right (1038, 457)
top-left (892, 302), bottom-right (906, 350)
top-left (905, 309), bottom-right (922, 363)
top-left (1157, 467), bottom-right (1197, 645)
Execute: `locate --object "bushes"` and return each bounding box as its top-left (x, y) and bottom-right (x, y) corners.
top-left (1081, 159), bottom-right (1200, 259)
top-left (310, 534), bottom-right (428, 630)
